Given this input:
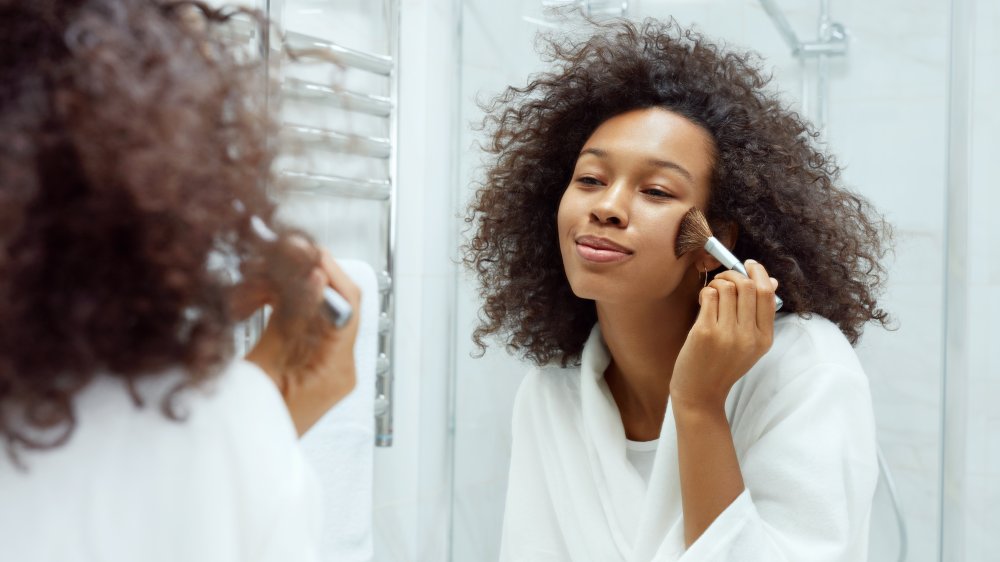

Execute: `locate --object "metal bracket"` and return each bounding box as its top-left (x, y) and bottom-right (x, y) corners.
top-left (758, 0), bottom-right (849, 59)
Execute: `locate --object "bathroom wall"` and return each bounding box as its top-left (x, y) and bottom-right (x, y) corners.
top-left (451, 1), bottom-right (963, 560)
top-left (947, 0), bottom-right (1000, 558)
top-left (366, 1), bottom-right (460, 560)
top-left (451, 4), bottom-right (549, 559)
top-left (812, 1), bottom-right (950, 559)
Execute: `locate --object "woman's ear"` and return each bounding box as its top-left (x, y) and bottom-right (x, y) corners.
top-left (717, 221), bottom-right (739, 250)
top-left (696, 251), bottom-right (723, 272)
top-left (696, 221), bottom-right (739, 272)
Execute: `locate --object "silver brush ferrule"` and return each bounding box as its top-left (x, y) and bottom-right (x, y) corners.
top-left (703, 237), bottom-right (784, 311)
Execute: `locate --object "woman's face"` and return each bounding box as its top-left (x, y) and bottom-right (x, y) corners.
top-left (557, 107), bottom-right (716, 305)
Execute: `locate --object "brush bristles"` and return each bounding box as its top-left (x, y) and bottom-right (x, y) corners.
top-left (675, 207), bottom-right (714, 257)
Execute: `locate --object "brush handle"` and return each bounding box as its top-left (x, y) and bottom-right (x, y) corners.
top-left (322, 286), bottom-right (353, 328)
top-left (704, 238), bottom-right (784, 311)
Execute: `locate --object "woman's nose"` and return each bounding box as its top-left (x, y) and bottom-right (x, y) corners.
top-left (590, 182), bottom-right (629, 227)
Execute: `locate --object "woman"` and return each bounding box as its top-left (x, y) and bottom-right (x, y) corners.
top-left (465, 19), bottom-right (892, 561)
top-left (0, 1), bottom-right (358, 560)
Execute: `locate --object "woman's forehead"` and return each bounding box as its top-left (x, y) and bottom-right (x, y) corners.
top-left (578, 108), bottom-right (715, 194)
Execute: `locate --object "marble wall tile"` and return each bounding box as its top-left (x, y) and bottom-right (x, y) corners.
top-left (961, 0), bottom-right (1000, 546)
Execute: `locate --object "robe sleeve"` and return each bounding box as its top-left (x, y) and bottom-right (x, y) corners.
top-left (251, 448), bottom-right (323, 562)
top-left (676, 362), bottom-right (879, 562)
top-left (500, 370), bottom-right (577, 562)
top-left (229, 361), bottom-right (324, 562)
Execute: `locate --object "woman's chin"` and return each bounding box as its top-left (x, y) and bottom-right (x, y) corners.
top-left (568, 275), bottom-right (693, 309)
top-left (568, 279), bottom-right (636, 304)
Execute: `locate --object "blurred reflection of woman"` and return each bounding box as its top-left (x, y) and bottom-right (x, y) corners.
top-left (465, 19), bottom-right (893, 562)
top-left (0, 1), bottom-right (359, 561)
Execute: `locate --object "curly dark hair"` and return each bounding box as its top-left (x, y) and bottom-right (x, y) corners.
top-left (0, 0), bottom-right (317, 460)
top-left (464, 18), bottom-right (892, 367)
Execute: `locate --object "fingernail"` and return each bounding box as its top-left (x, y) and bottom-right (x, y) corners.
top-left (746, 259), bottom-right (757, 266)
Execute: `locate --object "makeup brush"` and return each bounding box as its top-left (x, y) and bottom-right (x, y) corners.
top-left (675, 207), bottom-right (783, 311)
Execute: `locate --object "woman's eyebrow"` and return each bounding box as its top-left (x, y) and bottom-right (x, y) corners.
top-left (646, 158), bottom-right (694, 184)
top-left (579, 147), bottom-right (694, 184)
top-left (578, 147), bottom-right (608, 160)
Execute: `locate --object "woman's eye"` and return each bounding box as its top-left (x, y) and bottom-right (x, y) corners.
top-left (577, 176), bottom-right (602, 186)
top-left (643, 187), bottom-right (673, 198)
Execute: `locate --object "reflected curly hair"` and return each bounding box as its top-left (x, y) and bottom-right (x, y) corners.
top-left (0, 0), bottom-right (316, 460)
top-left (464, 18), bottom-right (892, 367)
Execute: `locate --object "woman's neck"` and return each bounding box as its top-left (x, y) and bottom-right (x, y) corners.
top-left (597, 296), bottom-right (698, 441)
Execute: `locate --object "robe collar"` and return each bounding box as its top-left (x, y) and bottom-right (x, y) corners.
top-left (578, 324), bottom-right (687, 561)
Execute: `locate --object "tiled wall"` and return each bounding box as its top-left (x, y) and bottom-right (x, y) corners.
top-left (955, 0), bottom-right (999, 558)
top-left (450, 0), bottom-right (984, 560)
top-left (452, 3), bottom-right (550, 560)
top-left (368, 2), bottom-right (460, 560)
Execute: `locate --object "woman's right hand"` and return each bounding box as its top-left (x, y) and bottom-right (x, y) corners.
top-left (669, 260), bottom-right (777, 414)
top-left (243, 241), bottom-right (362, 436)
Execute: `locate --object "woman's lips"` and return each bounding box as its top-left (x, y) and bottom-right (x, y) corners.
top-left (575, 235), bottom-right (633, 263)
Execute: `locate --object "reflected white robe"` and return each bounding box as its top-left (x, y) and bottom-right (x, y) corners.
top-left (500, 313), bottom-right (878, 562)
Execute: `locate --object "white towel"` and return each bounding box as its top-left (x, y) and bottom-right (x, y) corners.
top-left (300, 258), bottom-right (378, 562)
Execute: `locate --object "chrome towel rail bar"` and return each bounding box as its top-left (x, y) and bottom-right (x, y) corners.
top-left (283, 78), bottom-right (394, 117)
top-left (281, 170), bottom-right (391, 201)
top-left (282, 125), bottom-right (392, 159)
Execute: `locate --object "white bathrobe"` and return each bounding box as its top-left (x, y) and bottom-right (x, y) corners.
top-left (500, 313), bottom-right (878, 562)
top-left (0, 360), bottom-right (322, 562)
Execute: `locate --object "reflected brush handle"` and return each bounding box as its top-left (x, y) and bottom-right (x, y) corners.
top-left (704, 237), bottom-right (784, 311)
